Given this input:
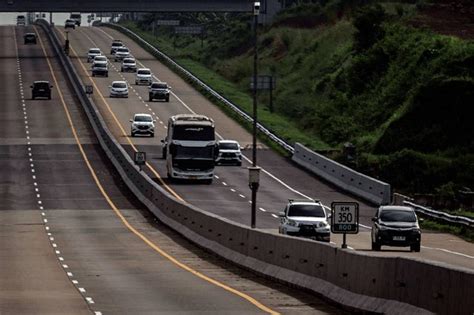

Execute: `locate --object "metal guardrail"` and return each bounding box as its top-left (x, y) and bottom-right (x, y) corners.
top-left (102, 22), bottom-right (295, 154)
top-left (404, 201), bottom-right (474, 228)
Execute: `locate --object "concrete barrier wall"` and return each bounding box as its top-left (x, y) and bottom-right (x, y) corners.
top-left (292, 143), bottom-right (391, 205)
top-left (38, 21), bottom-right (474, 315)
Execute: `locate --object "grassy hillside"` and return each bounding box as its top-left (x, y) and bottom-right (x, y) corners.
top-left (120, 1), bottom-right (474, 200)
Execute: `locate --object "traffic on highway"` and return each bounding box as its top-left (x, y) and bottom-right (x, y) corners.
top-left (1, 6), bottom-right (473, 315)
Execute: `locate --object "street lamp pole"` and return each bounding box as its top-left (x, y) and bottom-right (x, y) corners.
top-left (249, 2), bottom-right (261, 229)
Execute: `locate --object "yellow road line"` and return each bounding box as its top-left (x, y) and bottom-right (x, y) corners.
top-left (56, 28), bottom-right (184, 202)
top-left (41, 27), bottom-right (279, 315)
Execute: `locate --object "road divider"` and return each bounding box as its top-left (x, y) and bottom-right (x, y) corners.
top-left (37, 20), bottom-right (474, 315)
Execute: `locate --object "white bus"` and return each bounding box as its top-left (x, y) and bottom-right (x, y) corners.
top-left (162, 114), bottom-right (216, 183)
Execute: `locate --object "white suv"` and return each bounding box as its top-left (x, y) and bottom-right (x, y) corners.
top-left (215, 140), bottom-right (242, 166)
top-left (109, 81), bottom-right (128, 98)
top-left (279, 199), bottom-right (330, 242)
top-left (114, 47), bottom-right (130, 62)
top-left (135, 68), bottom-right (152, 85)
top-left (87, 48), bottom-right (101, 62)
top-left (130, 113), bottom-right (155, 137)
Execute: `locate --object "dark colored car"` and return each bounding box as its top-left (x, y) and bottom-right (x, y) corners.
top-left (24, 33), bottom-right (36, 44)
top-left (31, 81), bottom-right (53, 100)
top-left (148, 82), bottom-right (170, 102)
top-left (371, 206), bottom-right (422, 252)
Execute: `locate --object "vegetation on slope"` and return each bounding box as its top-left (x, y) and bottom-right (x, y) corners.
top-left (119, 0), bottom-right (474, 205)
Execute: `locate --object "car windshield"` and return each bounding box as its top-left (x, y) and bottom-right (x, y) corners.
top-left (138, 70), bottom-right (151, 75)
top-left (124, 59), bottom-right (135, 64)
top-left (112, 42), bottom-right (123, 47)
top-left (70, 14), bottom-right (80, 19)
top-left (219, 142), bottom-right (239, 150)
top-left (95, 56), bottom-right (106, 61)
top-left (288, 204), bottom-right (325, 218)
top-left (152, 83), bottom-right (167, 89)
top-left (90, 49), bottom-right (100, 54)
top-left (135, 115), bottom-right (152, 122)
top-left (112, 83), bottom-right (127, 88)
top-left (380, 210), bottom-right (416, 222)
top-left (34, 82), bottom-right (49, 89)
top-left (94, 63), bottom-right (106, 68)
top-left (117, 48), bottom-right (129, 53)
top-left (172, 125), bottom-right (215, 141)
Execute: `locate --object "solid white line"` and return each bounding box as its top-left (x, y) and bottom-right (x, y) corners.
top-left (421, 246), bottom-right (474, 259)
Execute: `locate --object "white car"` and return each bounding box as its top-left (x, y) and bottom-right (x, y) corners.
top-left (130, 113), bottom-right (155, 137)
top-left (110, 40), bottom-right (124, 54)
top-left (121, 57), bottom-right (137, 72)
top-left (215, 140), bottom-right (242, 166)
top-left (92, 55), bottom-right (108, 66)
top-left (109, 81), bottom-right (128, 98)
top-left (87, 48), bottom-right (101, 63)
top-left (278, 199), bottom-right (330, 242)
top-left (135, 68), bottom-right (152, 85)
top-left (114, 47), bottom-right (130, 62)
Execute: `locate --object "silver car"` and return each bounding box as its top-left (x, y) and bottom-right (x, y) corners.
top-left (114, 47), bottom-right (130, 62)
top-left (279, 199), bottom-right (330, 242)
top-left (121, 57), bottom-right (137, 72)
top-left (87, 48), bottom-right (101, 63)
top-left (215, 140), bottom-right (242, 166)
top-left (130, 113), bottom-right (155, 137)
top-left (135, 68), bottom-right (152, 85)
top-left (109, 81), bottom-right (128, 98)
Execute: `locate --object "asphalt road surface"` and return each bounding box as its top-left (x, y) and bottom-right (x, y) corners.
top-left (0, 25), bottom-right (348, 314)
top-left (58, 25), bottom-right (474, 271)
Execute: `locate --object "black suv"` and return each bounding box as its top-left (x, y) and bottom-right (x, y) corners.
top-left (24, 33), bottom-right (37, 44)
top-left (31, 81), bottom-right (53, 100)
top-left (371, 206), bottom-right (422, 252)
top-left (148, 82), bottom-right (170, 102)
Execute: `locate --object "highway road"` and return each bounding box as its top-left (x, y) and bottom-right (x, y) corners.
top-left (56, 25), bottom-right (474, 271)
top-left (0, 24), bottom-right (346, 314)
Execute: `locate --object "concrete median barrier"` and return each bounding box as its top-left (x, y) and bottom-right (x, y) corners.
top-left (37, 20), bottom-right (473, 315)
top-left (292, 143), bottom-right (391, 205)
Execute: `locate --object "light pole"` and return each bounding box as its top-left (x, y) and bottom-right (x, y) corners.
top-left (249, 2), bottom-right (261, 229)
top-left (64, 30), bottom-right (70, 55)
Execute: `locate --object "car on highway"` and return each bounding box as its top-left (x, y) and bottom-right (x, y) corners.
top-left (92, 62), bottom-right (108, 77)
top-left (31, 81), bottom-right (53, 100)
top-left (24, 33), bottom-right (37, 45)
top-left (110, 40), bottom-right (124, 55)
top-left (148, 82), bottom-right (170, 102)
top-left (121, 57), bottom-right (137, 72)
top-left (279, 199), bottom-right (331, 242)
top-left (69, 13), bottom-right (81, 26)
top-left (87, 48), bottom-right (101, 63)
top-left (371, 205), bottom-right (422, 252)
top-left (114, 47), bottom-right (130, 62)
top-left (215, 140), bottom-right (242, 166)
top-left (92, 55), bottom-right (108, 65)
top-left (130, 113), bottom-right (155, 137)
top-left (109, 81), bottom-right (128, 98)
top-left (135, 68), bottom-right (153, 85)
top-left (16, 15), bottom-right (26, 26)
top-left (64, 19), bottom-right (76, 29)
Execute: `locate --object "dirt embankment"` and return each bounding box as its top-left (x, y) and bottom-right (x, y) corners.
top-left (411, 0), bottom-right (474, 39)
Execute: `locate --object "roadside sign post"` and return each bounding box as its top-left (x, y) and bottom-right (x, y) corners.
top-left (85, 85), bottom-right (93, 96)
top-left (331, 202), bottom-right (359, 249)
top-left (134, 152), bottom-right (146, 171)
top-left (250, 75), bottom-right (276, 112)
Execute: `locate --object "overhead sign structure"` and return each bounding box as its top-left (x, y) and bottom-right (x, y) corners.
top-left (250, 75), bottom-right (276, 90)
top-left (331, 201), bottom-right (359, 248)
